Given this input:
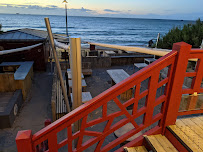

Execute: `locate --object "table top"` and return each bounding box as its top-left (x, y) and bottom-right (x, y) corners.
top-left (71, 92), bottom-right (92, 103)
top-left (68, 79), bottom-right (87, 88)
top-left (134, 63), bottom-right (148, 69)
top-left (107, 69), bottom-right (130, 84)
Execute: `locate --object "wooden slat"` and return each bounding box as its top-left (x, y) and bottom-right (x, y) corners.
top-left (153, 134), bottom-right (178, 152)
top-left (168, 125), bottom-right (200, 151)
top-left (124, 146), bottom-right (147, 152)
top-left (190, 116), bottom-right (203, 130)
top-left (180, 118), bottom-right (203, 139)
top-left (176, 119), bottom-right (203, 150)
top-left (146, 135), bottom-right (166, 152)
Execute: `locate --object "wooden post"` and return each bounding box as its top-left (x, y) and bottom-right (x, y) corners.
top-left (69, 37), bottom-right (82, 137)
top-left (186, 92), bottom-right (198, 110)
top-left (44, 18), bottom-right (71, 113)
top-left (163, 42), bottom-right (192, 128)
top-left (90, 44), bottom-right (95, 51)
top-left (16, 130), bottom-right (33, 152)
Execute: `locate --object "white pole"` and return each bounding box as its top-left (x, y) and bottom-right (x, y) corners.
top-left (155, 33), bottom-right (160, 48)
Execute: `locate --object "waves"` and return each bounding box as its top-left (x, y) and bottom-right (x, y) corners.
top-left (0, 14), bottom-right (193, 46)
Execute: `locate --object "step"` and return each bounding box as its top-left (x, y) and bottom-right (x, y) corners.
top-left (144, 134), bottom-right (178, 152)
top-left (124, 146), bottom-right (148, 152)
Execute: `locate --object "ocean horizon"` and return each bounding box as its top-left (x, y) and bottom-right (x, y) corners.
top-left (0, 13), bottom-right (195, 46)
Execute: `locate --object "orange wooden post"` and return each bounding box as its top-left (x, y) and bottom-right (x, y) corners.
top-left (163, 42), bottom-right (192, 128)
top-left (186, 92), bottom-right (198, 110)
top-left (16, 130), bottom-right (33, 152)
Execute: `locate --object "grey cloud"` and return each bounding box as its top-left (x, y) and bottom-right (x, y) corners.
top-left (104, 9), bottom-right (120, 13)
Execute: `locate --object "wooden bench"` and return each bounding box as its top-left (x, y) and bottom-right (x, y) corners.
top-left (144, 58), bottom-right (156, 64)
top-left (70, 92), bottom-right (92, 104)
top-left (55, 80), bottom-right (67, 119)
top-left (107, 69), bottom-right (132, 100)
top-left (82, 62), bottom-right (92, 76)
top-left (134, 63), bottom-right (148, 70)
top-left (0, 62), bottom-right (34, 100)
top-left (104, 51), bottom-right (116, 57)
top-left (67, 69), bottom-right (84, 80)
top-left (68, 79), bottom-right (87, 93)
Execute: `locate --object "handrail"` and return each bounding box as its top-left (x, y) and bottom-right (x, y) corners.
top-left (16, 42), bottom-right (203, 152)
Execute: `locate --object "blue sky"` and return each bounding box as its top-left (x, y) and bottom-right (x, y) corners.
top-left (0, 0), bottom-right (202, 20)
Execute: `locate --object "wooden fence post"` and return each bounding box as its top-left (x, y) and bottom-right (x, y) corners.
top-left (163, 42), bottom-right (192, 128)
top-left (16, 130), bottom-right (33, 152)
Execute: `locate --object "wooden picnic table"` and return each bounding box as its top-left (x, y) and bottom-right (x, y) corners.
top-left (71, 92), bottom-right (92, 104)
top-left (107, 69), bottom-right (132, 100)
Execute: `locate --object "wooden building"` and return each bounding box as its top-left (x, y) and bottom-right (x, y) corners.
top-left (0, 28), bottom-right (50, 71)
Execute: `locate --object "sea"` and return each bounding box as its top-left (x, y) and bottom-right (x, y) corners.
top-left (0, 14), bottom-right (195, 46)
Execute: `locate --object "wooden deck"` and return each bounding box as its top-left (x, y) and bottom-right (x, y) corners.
top-left (168, 115), bottom-right (203, 151)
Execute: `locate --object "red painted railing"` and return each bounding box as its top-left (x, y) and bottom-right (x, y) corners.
top-left (16, 42), bottom-right (203, 152)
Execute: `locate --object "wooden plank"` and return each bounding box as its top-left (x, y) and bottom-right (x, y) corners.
top-left (124, 146), bottom-right (147, 152)
top-left (153, 134), bottom-right (178, 152)
top-left (180, 118), bottom-right (203, 139)
top-left (168, 125), bottom-right (200, 151)
top-left (146, 135), bottom-right (166, 152)
top-left (67, 69), bottom-right (84, 80)
top-left (134, 63), bottom-right (148, 69)
top-left (106, 69), bottom-right (130, 84)
top-left (176, 119), bottom-right (203, 150)
top-left (190, 116), bottom-right (203, 130)
top-left (68, 79), bottom-right (87, 88)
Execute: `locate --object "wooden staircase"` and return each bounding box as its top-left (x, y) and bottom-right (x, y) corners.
top-left (124, 134), bottom-right (177, 152)
top-left (124, 116), bottom-right (203, 152)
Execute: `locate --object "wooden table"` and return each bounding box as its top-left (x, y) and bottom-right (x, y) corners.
top-left (71, 92), bottom-right (92, 104)
top-left (107, 69), bottom-right (132, 100)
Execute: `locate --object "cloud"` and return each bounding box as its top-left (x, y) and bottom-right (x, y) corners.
top-left (104, 9), bottom-right (120, 13)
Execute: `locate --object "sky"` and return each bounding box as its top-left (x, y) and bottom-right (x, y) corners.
top-left (0, 0), bottom-right (203, 20)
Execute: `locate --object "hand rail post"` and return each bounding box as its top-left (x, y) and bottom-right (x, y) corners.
top-left (162, 42), bottom-right (192, 129)
top-left (16, 130), bottom-right (33, 152)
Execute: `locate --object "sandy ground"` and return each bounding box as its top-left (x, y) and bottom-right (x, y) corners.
top-left (0, 72), bottom-right (53, 152)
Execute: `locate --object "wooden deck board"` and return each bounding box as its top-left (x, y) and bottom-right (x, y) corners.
top-left (179, 118), bottom-right (203, 139)
top-left (169, 125), bottom-right (200, 151)
top-left (169, 116), bottom-right (203, 152)
top-left (146, 135), bottom-right (166, 152)
top-left (176, 119), bottom-right (203, 150)
top-left (124, 146), bottom-right (147, 152)
top-left (190, 117), bottom-right (203, 130)
top-left (153, 134), bottom-right (178, 152)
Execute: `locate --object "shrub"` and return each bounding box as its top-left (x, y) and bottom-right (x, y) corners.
top-left (157, 19), bottom-right (203, 49)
